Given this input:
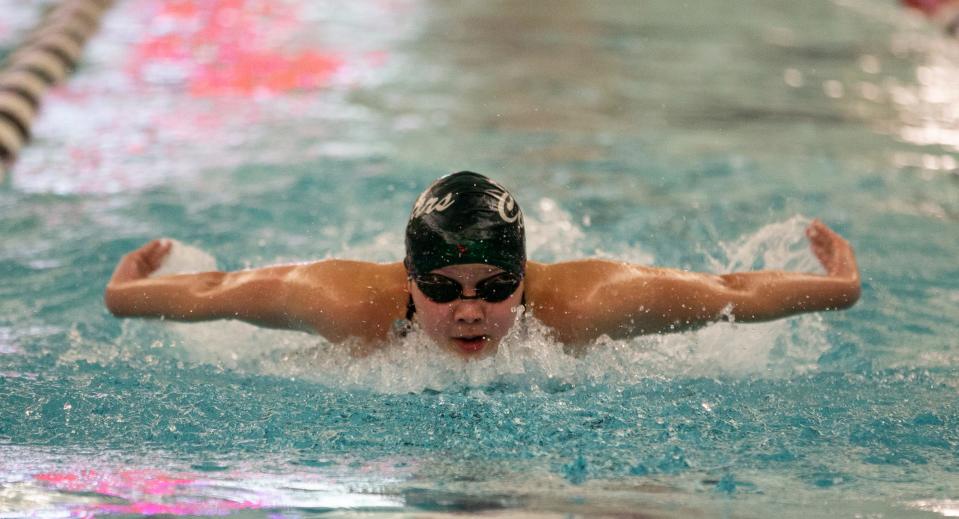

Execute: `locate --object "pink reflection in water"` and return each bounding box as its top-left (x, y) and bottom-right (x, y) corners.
top-left (96, 500), bottom-right (258, 516)
top-left (35, 469), bottom-right (262, 517)
top-left (126, 0), bottom-right (344, 96)
top-left (36, 469), bottom-right (195, 496)
top-left (11, 0), bottom-right (393, 194)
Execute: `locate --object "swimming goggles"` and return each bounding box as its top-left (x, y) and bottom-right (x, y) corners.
top-left (412, 272), bottom-right (523, 303)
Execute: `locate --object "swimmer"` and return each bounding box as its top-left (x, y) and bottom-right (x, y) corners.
top-left (105, 171), bottom-right (861, 358)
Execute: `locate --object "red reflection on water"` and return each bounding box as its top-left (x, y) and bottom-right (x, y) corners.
top-left (127, 0), bottom-right (344, 96)
top-left (35, 469), bottom-right (262, 517)
top-left (95, 500), bottom-right (258, 516)
top-left (14, 0), bottom-right (395, 194)
top-left (36, 469), bottom-right (195, 496)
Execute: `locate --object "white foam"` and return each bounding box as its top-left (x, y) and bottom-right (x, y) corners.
top-left (708, 216), bottom-right (824, 275)
top-left (139, 216), bottom-right (832, 391)
top-left (525, 197), bottom-right (588, 261)
top-left (150, 239), bottom-right (219, 276)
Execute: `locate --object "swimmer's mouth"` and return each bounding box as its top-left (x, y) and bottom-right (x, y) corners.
top-left (452, 335), bottom-right (488, 353)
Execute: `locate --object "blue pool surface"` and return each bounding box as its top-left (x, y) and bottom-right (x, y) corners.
top-left (1, 0), bottom-right (958, 517)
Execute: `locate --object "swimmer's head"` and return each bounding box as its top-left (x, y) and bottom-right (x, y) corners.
top-left (405, 171), bottom-right (525, 276)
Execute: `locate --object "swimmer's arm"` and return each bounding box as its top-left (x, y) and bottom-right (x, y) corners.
top-left (531, 220), bottom-right (860, 342)
top-left (697, 219), bottom-right (860, 325)
top-left (634, 266), bottom-right (859, 331)
top-left (104, 240), bottom-right (305, 329)
top-left (104, 240), bottom-right (408, 341)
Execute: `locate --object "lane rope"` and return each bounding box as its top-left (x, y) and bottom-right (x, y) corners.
top-left (0, 0), bottom-right (115, 181)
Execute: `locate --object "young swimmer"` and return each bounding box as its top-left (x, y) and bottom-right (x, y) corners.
top-left (105, 171), bottom-right (861, 358)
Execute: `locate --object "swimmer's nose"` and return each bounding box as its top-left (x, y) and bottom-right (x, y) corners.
top-left (453, 298), bottom-right (484, 324)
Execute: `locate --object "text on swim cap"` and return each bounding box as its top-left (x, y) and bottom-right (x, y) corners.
top-left (411, 192), bottom-right (455, 218)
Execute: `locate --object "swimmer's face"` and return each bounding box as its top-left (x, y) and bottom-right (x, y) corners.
top-left (409, 263), bottom-right (524, 359)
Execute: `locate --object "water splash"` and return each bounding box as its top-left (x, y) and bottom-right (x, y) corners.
top-left (150, 239), bottom-right (219, 276)
top-left (525, 197), bottom-right (588, 261)
top-left (707, 215), bottom-right (822, 274)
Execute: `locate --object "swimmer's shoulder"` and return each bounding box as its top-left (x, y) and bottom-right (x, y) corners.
top-left (291, 259), bottom-right (406, 285)
top-left (286, 259), bottom-right (409, 342)
top-left (525, 259), bottom-right (653, 344)
top-left (525, 259), bottom-right (642, 294)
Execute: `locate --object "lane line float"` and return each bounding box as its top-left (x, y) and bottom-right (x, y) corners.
top-left (0, 0), bottom-right (115, 181)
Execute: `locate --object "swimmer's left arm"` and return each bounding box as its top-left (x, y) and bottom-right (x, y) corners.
top-left (710, 219), bottom-right (861, 321)
top-left (529, 220), bottom-right (860, 342)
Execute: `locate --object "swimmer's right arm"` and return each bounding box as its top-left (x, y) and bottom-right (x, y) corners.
top-left (104, 239), bottom-right (303, 329)
top-left (104, 240), bottom-right (409, 341)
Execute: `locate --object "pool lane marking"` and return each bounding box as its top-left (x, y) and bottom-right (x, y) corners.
top-left (0, 0), bottom-right (115, 179)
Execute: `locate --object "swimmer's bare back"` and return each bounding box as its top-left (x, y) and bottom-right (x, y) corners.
top-left (105, 220), bottom-right (859, 345)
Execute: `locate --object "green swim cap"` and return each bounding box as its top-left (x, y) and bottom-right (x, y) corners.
top-left (405, 171), bottom-right (525, 276)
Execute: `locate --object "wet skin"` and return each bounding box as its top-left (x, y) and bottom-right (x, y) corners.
top-left (408, 263), bottom-right (524, 359)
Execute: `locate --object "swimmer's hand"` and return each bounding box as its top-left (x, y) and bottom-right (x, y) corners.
top-left (806, 219), bottom-right (859, 281)
top-left (109, 239), bottom-right (173, 284)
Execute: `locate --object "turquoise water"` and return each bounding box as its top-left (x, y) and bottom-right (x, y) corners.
top-left (2, 0), bottom-right (958, 517)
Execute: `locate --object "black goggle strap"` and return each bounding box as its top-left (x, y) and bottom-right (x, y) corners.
top-left (405, 294), bottom-right (416, 321)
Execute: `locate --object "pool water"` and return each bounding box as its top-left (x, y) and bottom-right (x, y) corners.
top-left (2, 0), bottom-right (958, 517)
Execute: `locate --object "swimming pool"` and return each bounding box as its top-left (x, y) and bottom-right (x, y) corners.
top-left (1, 0), bottom-right (958, 516)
